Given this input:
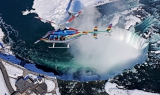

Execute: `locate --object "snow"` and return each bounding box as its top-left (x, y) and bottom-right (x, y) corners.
top-left (124, 15), bottom-right (141, 29)
top-left (0, 28), bottom-right (5, 51)
top-left (25, 0), bottom-right (119, 25)
top-left (46, 93), bottom-right (53, 95)
top-left (2, 61), bottom-right (23, 78)
top-left (105, 82), bottom-right (159, 95)
top-left (9, 78), bottom-right (17, 91)
top-left (0, 28), bottom-right (5, 41)
top-left (0, 70), bottom-right (10, 95)
top-left (31, 0), bottom-right (70, 24)
top-left (22, 9), bottom-right (36, 15)
top-left (26, 74), bottom-right (38, 79)
top-left (68, 0), bottom-right (119, 13)
top-left (154, 50), bottom-right (160, 54)
top-left (31, 93), bottom-right (37, 95)
top-left (56, 88), bottom-right (61, 95)
top-left (0, 29), bottom-right (14, 55)
top-left (45, 80), bottom-right (55, 92)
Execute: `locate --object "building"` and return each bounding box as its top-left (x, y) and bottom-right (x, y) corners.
top-left (13, 76), bottom-right (47, 95)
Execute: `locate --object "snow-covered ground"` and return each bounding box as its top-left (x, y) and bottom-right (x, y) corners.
top-left (2, 61), bottom-right (23, 78)
top-left (56, 88), bottom-right (61, 95)
top-left (45, 80), bottom-right (56, 92)
top-left (24, 0), bottom-right (119, 26)
top-left (124, 15), bottom-right (141, 29)
top-left (110, 7), bottom-right (141, 28)
top-left (26, 74), bottom-right (38, 79)
top-left (0, 28), bottom-right (4, 45)
top-left (9, 78), bottom-right (17, 91)
top-left (0, 28), bottom-right (14, 55)
top-left (45, 93), bottom-right (53, 95)
top-left (105, 82), bottom-right (159, 95)
top-left (0, 70), bottom-right (10, 95)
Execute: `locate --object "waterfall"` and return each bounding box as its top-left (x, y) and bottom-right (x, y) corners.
top-left (69, 27), bottom-right (149, 80)
top-left (111, 27), bottom-right (148, 49)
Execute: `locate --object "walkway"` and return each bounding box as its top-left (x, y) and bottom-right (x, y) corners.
top-left (0, 61), bottom-right (14, 94)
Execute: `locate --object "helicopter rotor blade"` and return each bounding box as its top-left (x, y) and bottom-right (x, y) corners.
top-left (65, 10), bottom-right (82, 24)
top-left (59, 10), bottom-right (82, 30)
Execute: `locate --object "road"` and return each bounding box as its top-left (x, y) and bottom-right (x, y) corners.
top-left (0, 61), bottom-right (14, 94)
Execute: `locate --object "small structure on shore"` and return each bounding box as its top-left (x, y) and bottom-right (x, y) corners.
top-left (13, 76), bottom-right (47, 95)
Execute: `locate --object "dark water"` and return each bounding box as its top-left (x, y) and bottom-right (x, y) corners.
top-left (0, 0), bottom-right (73, 75)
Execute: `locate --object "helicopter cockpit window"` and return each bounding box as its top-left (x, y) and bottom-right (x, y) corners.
top-left (49, 35), bottom-right (54, 40)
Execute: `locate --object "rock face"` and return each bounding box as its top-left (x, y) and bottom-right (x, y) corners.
top-left (57, 79), bottom-right (108, 95)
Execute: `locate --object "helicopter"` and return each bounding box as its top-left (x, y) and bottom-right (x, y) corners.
top-left (34, 11), bottom-right (112, 48)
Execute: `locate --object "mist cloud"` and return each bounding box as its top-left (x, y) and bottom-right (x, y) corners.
top-left (68, 7), bottom-right (148, 80)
